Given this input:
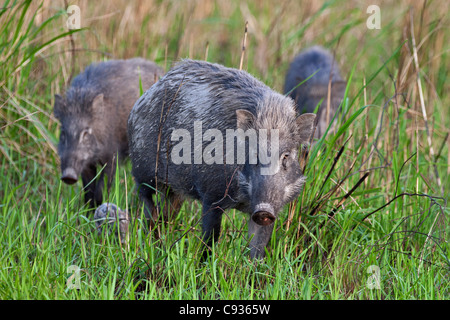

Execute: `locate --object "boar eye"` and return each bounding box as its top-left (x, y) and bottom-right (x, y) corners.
top-left (281, 152), bottom-right (290, 168)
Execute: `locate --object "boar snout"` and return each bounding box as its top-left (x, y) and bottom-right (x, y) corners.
top-left (252, 203), bottom-right (276, 226)
top-left (61, 167), bottom-right (78, 185)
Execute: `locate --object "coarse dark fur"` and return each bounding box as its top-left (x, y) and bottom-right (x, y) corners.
top-left (128, 59), bottom-right (315, 259)
top-left (284, 46), bottom-right (346, 139)
top-left (54, 58), bottom-right (164, 208)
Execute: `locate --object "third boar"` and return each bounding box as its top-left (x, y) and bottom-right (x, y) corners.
top-left (284, 46), bottom-right (346, 139)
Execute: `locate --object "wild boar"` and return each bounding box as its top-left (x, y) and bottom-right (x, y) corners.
top-left (128, 59), bottom-right (315, 259)
top-left (54, 58), bottom-right (164, 208)
top-left (284, 46), bottom-right (346, 139)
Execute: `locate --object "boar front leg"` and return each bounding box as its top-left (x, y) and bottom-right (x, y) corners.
top-left (138, 183), bottom-right (158, 224)
top-left (81, 164), bottom-right (102, 208)
top-left (201, 203), bottom-right (224, 259)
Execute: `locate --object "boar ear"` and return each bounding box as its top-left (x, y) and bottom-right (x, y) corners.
top-left (296, 113), bottom-right (316, 144)
top-left (236, 109), bottom-right (255, 130)
top-left (91, 93), bottom-right (105, 114)
top-left (53, 94), bottom-right (65, 120)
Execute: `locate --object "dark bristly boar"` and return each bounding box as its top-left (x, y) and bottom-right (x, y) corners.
top-left (284, 46), bottom-right (346, 139)
top-left (54, 58), bottom-right (164, 208)
top-left (128, 59), bottom-right (316, 259)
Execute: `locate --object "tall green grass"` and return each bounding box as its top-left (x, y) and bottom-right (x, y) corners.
top-left (0, 0), bottom-right (448, 300)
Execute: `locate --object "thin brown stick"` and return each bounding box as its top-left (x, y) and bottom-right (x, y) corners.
top-left (204, 41), bottom-right (209, 61)
top-left (239, 21), bottom-right (248, 71)
top-left (64, 0), bottom-right (76, 86)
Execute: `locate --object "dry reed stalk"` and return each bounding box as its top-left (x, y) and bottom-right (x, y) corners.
top-left (326, 76), bottom-right (331, 134)
top-left (416, 108), bottom-right (419, 193)
top-left (239, 21), bottom-right (248, 71)
top-left (362, 77), bottom-right (369, 190)
top-left (164, 42), bottom-right (168, 72)
top-left (409, 8), bottom-right (443, 194)
top-left (366, 100), bottom-right (384, 173)
top-left (63, 0), bottom-right (76, 86)
top-left (189, 33), bottom-right (194, 59)
top-left (204, 41), bottom-right (209, 61)
top-left (448, 135), bottom-right (450, 175)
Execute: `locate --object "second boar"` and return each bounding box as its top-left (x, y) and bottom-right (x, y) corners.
top-left (54, 58), bottom-right (164, 208)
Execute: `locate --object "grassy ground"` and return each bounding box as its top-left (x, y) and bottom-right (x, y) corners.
top-left (0, 0), bottom-right (449, 300)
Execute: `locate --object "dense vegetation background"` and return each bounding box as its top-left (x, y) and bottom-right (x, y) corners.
top-left (0, 0), bottom-right (448, 299)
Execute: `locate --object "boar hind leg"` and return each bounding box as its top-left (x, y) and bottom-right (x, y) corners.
top-left (138, 184), bottom-right (158, 224)
top-left (201, 203), bottom-right (224, 259)
top-left (159, 191), bottom-right (183, 221)
top-left (248, 219), bottom-right (274, 259)
top-left (81, 165), bottom-right (102, 209)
